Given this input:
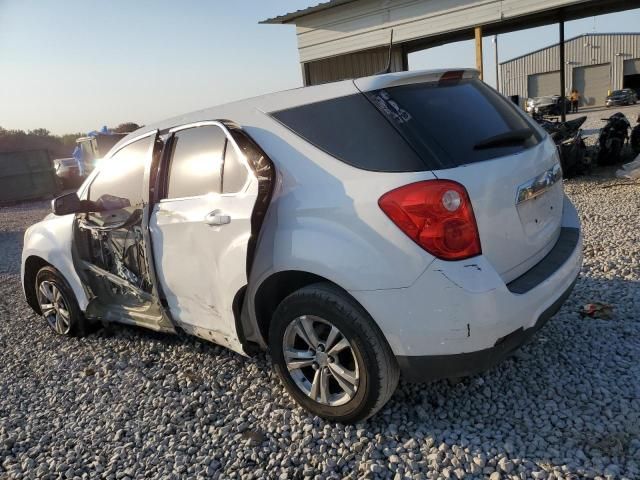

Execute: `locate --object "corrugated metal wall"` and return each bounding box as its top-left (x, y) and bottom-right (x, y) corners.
top-left (305, 46), bottom-right (404, 85)
top-left (0, 150), bottom-right (60, 203)
top-left (500, 33), bottom-right (640, 101)
top-left (528, 70), bottom-right (561, 98)
top-left (573, 63), bottom-right (611, 106)
top-left (290, 0), bottom-right (609, 64)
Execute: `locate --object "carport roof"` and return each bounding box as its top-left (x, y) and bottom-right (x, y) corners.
top-left (260, 0), bottom-right (357, 24)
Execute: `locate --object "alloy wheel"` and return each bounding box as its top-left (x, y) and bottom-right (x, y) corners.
top-left (37, 281), bottom-right (71, 335)
top-left (282, 315), bottom-right (359, 406)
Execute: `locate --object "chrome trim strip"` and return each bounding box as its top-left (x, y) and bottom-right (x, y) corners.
top-left (516, 163), bottom-right (562, 205)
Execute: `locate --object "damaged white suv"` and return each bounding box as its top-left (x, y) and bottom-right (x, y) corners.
top-left (22, 69), bottom-right (582, 422)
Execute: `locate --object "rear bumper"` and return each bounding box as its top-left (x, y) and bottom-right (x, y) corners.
top-left (349, 196), bottom-right (582, 381)
top-left (396, 275), bottom-right (577, 382)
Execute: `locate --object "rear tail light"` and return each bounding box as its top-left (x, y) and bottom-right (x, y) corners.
top-left (378, 180), bottom-right (481, 261)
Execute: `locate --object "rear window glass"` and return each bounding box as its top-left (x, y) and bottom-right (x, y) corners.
top-left (271, 93), bottom-right (425, 172)
top-left (365, 79), bottom-right (542, 168)
top-left (166, 125), bottom-right (225, 199)
top-left (222, 142), bottom-right (248, 193)
top-left (272, 79), bottom-right (541, 172)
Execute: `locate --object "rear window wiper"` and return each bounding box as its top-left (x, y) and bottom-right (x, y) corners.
top-left (473, 128), bottom-right (534, 150)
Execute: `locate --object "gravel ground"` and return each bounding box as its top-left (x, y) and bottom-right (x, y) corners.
top-left (1, 172), bottom-right (639, 480)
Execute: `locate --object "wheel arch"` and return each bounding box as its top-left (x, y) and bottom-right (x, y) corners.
top-left (23, 255), bottom-right (52, 314)
top-left (249, 270), bottom-right (375, 348)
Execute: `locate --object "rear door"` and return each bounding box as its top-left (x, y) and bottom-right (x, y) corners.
top-left (356, 74), bottom-right (563, 282)
top-left (149, 122), bottom-right (261, 353)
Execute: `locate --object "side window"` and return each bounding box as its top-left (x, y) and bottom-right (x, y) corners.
top-left (222, 142), bottom-right (248, 194)
top-left (166, 125), bottom-right (226, 199)
top-left (88, 135), bottom-right (154, 208)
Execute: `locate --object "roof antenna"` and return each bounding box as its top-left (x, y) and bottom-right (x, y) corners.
top-left (376, 29), bottom-right (394, 75)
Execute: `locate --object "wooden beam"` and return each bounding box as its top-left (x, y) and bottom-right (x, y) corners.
top-left (475, 26), bottom-right (483, 80)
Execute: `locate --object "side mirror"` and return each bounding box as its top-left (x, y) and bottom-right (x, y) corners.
top-left (52, 192), bottom-right (82, 216)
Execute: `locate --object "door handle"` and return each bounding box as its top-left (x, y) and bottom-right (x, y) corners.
top-left (205, 211), bottom-right (231, 226)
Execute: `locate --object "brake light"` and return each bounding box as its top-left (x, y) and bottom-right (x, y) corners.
top-left (378, 180), bottom-right (481, 260)
top-left (438, 70), bottom-right (465, 85)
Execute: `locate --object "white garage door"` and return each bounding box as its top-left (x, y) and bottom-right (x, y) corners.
top-left (573, 63), bottom-right (610, 107)
top-left (527, 71), bottom-right (560, 98)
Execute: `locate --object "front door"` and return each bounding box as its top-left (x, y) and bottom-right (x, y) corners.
top-left (74, 131), bottom-right (174, 332)
top-left (149, 122), bottom-right (261, 353)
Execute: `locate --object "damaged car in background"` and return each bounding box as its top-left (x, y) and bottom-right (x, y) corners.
top-left (533, 114), bottom-right (589, 178)
top-left (22, 69), bottom-right (582, 423)
top-left (53, 157), bottom-right (84, 188)
top-left (526, 95), bottom-right (570, 116)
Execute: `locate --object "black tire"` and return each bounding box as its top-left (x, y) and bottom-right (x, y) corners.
top-left (269, 283), bottom-right (399, 423)
top-left (35, 266), bottom-right (86, 337)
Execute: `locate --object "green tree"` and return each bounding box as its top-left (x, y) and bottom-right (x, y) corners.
top-left (28, 128), bottom-right (51, 137)
top-left (112, 122), bottom-right (141, 133)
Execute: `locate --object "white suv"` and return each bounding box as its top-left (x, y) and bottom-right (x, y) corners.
top-left (22, 69), bottom-right (582, 422)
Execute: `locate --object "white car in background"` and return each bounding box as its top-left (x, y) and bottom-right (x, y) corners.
top-left (22, 69), bottom-right (582, 422)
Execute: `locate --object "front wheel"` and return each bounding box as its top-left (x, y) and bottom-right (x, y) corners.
top-left (269, 283), bottom-right (399, 423)
top-left (35, 266), bottom-right (86, 336)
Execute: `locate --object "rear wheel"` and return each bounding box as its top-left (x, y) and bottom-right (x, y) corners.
top-left (35, 266), bottom-right (86, 336)
top-left (269, 283), bottom-right (399, 423)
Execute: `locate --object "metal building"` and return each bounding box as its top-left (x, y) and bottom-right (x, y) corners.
top-left (262, 0), bottom-right (636, 89)
top-left (500, 33), bottom-right (640, 106)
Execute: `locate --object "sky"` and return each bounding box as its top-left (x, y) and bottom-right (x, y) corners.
top-left (1, 1), bottom-right (639, 135)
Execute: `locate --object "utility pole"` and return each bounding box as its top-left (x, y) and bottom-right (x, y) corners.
top-left (493, 35), bottom-right (499, 92)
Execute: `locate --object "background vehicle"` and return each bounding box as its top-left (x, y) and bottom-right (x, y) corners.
top-left (597, 112), bottom-right (631, 165)
top-left (22, 69), bottom-right (582, 422)
top-left (526, 95), bottom-right (570, 116)
top-left (75, 132), bottom-right (126, 173)
top-left (532, 114), bottom-right (589, 178)
top-left (605, 89), bottom-right (638, 107)
top-left (53, 157), bottom-right (83, 188)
